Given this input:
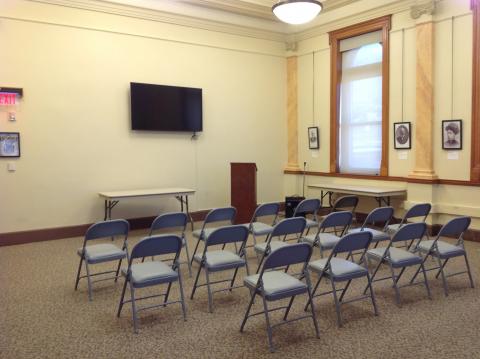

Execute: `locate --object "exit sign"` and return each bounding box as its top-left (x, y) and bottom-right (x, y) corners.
top-left (0, 93), bottom-right (16, 105)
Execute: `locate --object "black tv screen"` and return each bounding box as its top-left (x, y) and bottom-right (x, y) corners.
top-left (130, 82), bottom-right (202, 132)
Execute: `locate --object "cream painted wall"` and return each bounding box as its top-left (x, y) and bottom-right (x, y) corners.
top-left (290, 0), bottom-right (480, 229)
top-left (0, 0), bottom-right (287, 232)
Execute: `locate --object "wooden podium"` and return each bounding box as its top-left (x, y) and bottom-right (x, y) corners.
top-left (230, 162), bottom-right (257, 224)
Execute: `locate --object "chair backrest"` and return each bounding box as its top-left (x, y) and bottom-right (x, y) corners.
top-left (205, 225), bottom-right (249, 247)
top-left (332, 231), bottom-right (372, 255)
top-left (293, 198), bottom-right (321, 217)
top-left (203, 207), bottom-right (237, 226)
top-left (270, 217), bottom-right (306, 238)
top-left (130, 235), bottom-right (182, 261)
top-left (402, 203), bottom-right (431, 224)
top-left (391, 222), bottom-right (427, 244)
top-left (262, 243), bottom-right (312, 271)
top-left (319, 211), bottom-right (353, 232)
top-left (85, 219), bottom-right (129, 241)
top-left (149, 212), bottom-right (187, 236)
top-left (362, 206), bottom-right (394, 228)
top-left (251, 202), bottom-right (280, 222)
top-left (332, 195), bottom-right (359, 213)
top-left (436, 216), bottom-right (471, 239)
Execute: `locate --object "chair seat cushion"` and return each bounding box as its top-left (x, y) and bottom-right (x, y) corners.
top-left (249, 222), bottom-right (274, 236)
top-left (193, 250), bottom-right (245, 271)
top-left (386, 223), bottom-right (402, 235)
top-left (309, 257), bottom-right (368, 281)
top-left (349, 227), bottom-right (390, 243)
top-left (301, 233), bottom-right (341, 250)
top-left (77, 244), bottom-right (126, 264)
top-left (367, 247), bottom-right (422, 268)
top-left (254, 240), bottom-right (289, 254)
top-left (192, 228), bottom-right (216, 240)
top-left (244, 271), bottom-right (307, 301)
top-left (122, 261), bottom-right (178, 288)
top-left (305, 218), bottom-right (318, 229)
top-left (417, 240), bottom-right (465, 259)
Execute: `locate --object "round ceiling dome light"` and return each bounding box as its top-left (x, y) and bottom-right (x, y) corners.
top-left (272, 0), bottom-right (323, 25)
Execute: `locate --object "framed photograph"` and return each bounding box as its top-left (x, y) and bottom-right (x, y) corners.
top-left (442, 119), bottom-right (462, 150)
top-left (393, 122), bottom-right (411, 149)
top-left (0, 132), bottom-right (20, 157)
top-left (308, 127), bottom-right (319, 149)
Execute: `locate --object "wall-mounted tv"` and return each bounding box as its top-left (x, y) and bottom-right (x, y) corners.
top-left (130, 82), bottom-right (202, 132)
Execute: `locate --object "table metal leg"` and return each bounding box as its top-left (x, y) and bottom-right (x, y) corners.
top-left (175, 195), bottom-right (194, 231)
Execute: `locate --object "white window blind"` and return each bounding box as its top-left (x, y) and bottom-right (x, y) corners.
top-left (339, 35), bottom-right (383, 175)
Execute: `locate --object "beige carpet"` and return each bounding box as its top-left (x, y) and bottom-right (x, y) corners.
top-left (1, 227), bottom-right (480, 359)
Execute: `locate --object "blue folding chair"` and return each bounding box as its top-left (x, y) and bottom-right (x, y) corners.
top-left (307, 231), bottom-right (377, 327)
top-left (75, 219), bottom-right (129, 301)
top-left (410, 216), bottom-right (474, 296)
top-left (240, 243), bottom-right (320, 353)
top-left (366, 223), bottom-right (431, 306)
top-left (191, 207), bottom-right (237, 264)
top-left (321, 195), bottom-right (359, 222)
top-left (301, 211), bottom-right (353, 258)
top-left (349, 206), bottom-right (394, 245)
top-left (190, 225), bottom-right (250, 313)
top-left (117, 234), bottom-right (186, 333)
top-left (386, 203), bottom-right (431, 235)
top-left (254, 217), bottom-right (306, 272)
top-left (243, 202), bottom-right (280, 248)
top-left (293, 198), bottom-right (321, 235)
top-left (148, 212), bottom-right (192, 277)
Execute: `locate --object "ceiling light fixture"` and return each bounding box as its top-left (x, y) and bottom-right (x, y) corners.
top-left (272, 0), bottom-right (323, 25)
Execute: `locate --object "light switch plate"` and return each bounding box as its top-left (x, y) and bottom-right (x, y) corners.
top-left (7, 162), bottom-right (16, 172)
top-left (8, 112), bottom-right (16, 121)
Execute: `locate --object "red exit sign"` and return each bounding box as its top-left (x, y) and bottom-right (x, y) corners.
top-left (0, 93), bottom-right (16, 105)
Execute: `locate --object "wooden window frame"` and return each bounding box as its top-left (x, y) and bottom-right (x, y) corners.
top-left (472, 0), bottom-right (480, 182)
top-left (329, 15), bottom-right (391, 176)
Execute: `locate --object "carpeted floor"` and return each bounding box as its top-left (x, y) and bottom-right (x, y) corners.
top-left (1, 226), bottom-right (480, 359)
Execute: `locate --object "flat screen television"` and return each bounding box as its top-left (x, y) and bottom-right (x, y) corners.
top-left (130, 82), bottom-right (203, 132)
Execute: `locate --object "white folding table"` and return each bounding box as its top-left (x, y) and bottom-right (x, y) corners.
top-left (308, 183), bottom-right (406, 207)
top-left (98, 188), bottom-right (195, 229)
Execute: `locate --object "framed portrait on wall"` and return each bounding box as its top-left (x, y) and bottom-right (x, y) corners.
top-left (393, 122), bottom-right (411, 149)
top-left (442, 119), bottom-right (462, 150)
top-left (308, 127), bottom-right (319, 149)
top-left (0, 132), bottom-right (20, 157)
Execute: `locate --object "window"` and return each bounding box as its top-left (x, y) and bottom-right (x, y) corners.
top-left (329, 16), bottom-right (391, 176)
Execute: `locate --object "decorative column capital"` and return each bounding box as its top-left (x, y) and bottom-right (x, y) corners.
top-left (410, 0), bottom-right (436, 20)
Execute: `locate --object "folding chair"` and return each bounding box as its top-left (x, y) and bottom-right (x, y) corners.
top-left (410, 216), bottom-right (474, 296)
top-left (321, 195), bottom-right (359, 223)
top-left (117, 234), bottom-right (187, 333)
top-left (386, 203), bottom-right (431, 236)
top-left (254, 217), bottom-right (306, 272)
top-left (190, 225), bottom-right (250, 313)
top-left (75, 219), bottom-right (129, 301)
top-left (293, 198), bottom-right (321, 235)
top-left (366, 223), bottom-right (431, 306)
top-left (244, 202), bottom-right (280, 248)
top-left (191, 207), bottom-right (236, 264)
top-left (301, 211), bottom-right (353, 258)
top-left (349, 206), bottom-right (394, 245)
top-left (148, 212), bottom-right (192, 277)
top-left (307, 231), bottom-right (377, 327)
top-left (240, 243), bottom-right (320, 353)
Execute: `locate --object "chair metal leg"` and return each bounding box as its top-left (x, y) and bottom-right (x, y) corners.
top-left (191, 238), bottom-right (202, 265)
top-left (117, 276), bottom-right (128, 317)
top-left (190, 265), bottom-right (202, 299)
top-left (129, 283), bottom-right (139, 334)
top-left (464, 254), bottom-right (475, 288)
top-left (339, 280), bottom-right (352, 302)
top-left (366, 272), bottom-right (379, 316)
top-left (74, 257), bottom-right (83, 290)
top-left (363, 259), bottom-right (382, 295)
top-left (435, 258), bottom-right (449, 279)
top-left (305, 274), bottom-right (322, 311)
top-left (330, 279), bottom-right (343, 327)
top-left (388, 263), bottom-right (401, 306)
top-left (183, 241), bottom-right (193, 278)
top-left (164, 282), bottom-right (173, 307)
top-left (85, 261), bottom-right (93, 301)
top-left (205, 269), bottom-right (214, 313)
top-left (177, 273), bottom-right (187, 321)
top-left (115, 258), bottom-right (123, 283)
top-left (256, 252), bottom-right (266, 274)
top-left (283, 295), bottom-right (295, 321)
top-left (261, 296), bottom-right (275, 352)
top-left (420, 263), bottom-right (432, 299)
top-left (305, 272), bottom-right (320, 339)
top-left (436, 256), bottom-right (449, 296)
top-left (240, 291), bottom-right (256, 332)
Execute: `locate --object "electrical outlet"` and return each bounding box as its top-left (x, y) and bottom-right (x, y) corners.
top-left (7, 162), bottom-right (16, 172)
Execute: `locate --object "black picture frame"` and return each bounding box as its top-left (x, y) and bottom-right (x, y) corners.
top-left (393, 122), bottom-right (411, 149)
top-left (308, 127), bottom-right (319, 149)
top-left (0, 132), bottom-right (20, 157)
top-left (442, 119), bottom-right (462, 150)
